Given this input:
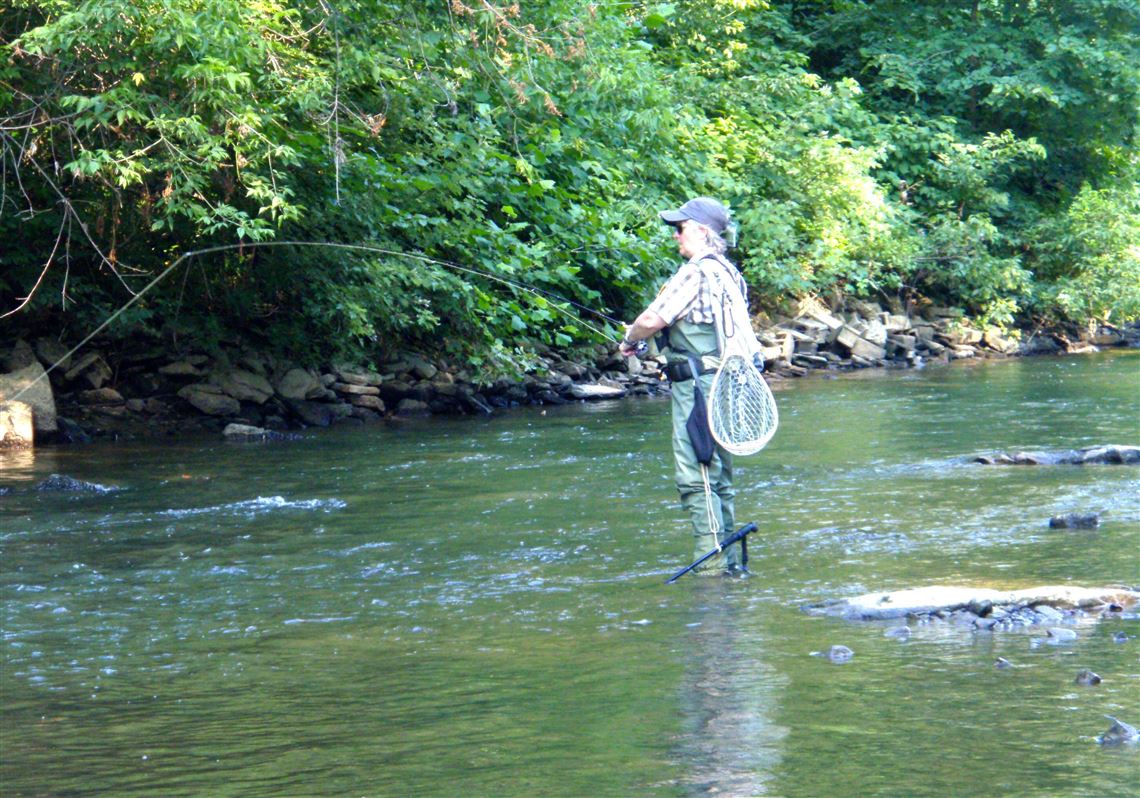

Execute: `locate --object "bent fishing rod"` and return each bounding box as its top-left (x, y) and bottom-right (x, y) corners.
top-left (4, 240), bottom-right (635, 404)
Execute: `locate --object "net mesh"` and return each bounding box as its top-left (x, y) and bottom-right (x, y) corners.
top-left (695, 255), bottom-right (779, 456)
top-left (708, 351), bottom-right (778, 455)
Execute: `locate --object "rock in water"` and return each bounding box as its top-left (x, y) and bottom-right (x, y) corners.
top-left (1049, 513), bottom-right (1100, 529)
top-left (883, 626), bottom-right (911, 641)
top-left (811, 645), bottom-right (854, 663)
top-left (1045, 627), bottom-right (1078, 644)
top-left (35, 474), bottom-right (116, 493)
top-left (1075, 669), bottom-right (1102, 686)
top-left (994, 657), bottom-right (1014, 669)
top-left (1098, 716), bottom-right (1139, 746)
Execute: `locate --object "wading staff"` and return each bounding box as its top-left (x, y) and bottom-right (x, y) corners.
top-left (665, 523), bottom-right (757, 584)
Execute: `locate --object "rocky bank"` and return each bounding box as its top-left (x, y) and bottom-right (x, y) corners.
top-left (2, 298), bottom-right (1138, 444)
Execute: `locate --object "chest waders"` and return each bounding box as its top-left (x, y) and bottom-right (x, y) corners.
top-left (665, 317), bottom-right (742, 572)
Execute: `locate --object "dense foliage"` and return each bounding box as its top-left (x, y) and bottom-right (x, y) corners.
top-left (3, 0), bottom-right (1137, 372)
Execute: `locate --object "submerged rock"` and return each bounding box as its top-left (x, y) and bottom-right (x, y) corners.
top-left (222, 423), bottom-right (300, 442)
top-left (35, 473), bottom-right (116, 493)
top-left (1098, 716), bottom-right (1139, 747)
top-left (1075, 669), bottom-right (1102, 686)
top-left (974, 445), bottom-right (1140, 466)
top-left (809, 585), bottom-right (1140, 621)
top-left (1049, 513), bottom-right (1100, 529)
top-left (811, 645), bottom-right (854, 663)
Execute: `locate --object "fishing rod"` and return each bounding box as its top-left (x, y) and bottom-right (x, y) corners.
top-left (4, 240), bottom-right (634, 403)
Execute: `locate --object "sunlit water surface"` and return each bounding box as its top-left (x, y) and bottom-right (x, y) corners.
top-left (3, 352), bottom-right (1138, 797)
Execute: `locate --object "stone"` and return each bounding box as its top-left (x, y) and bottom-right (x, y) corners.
top-left (177, 384), bottom-right (241, 416)
top-left (804, 307), bottom-right (844, 334)
top-left (861, 319), bottom-right (888, 346)
top-left (883, 314), bottom-right (910, 333)
top-left (35, 474), bottom-right (115, 492)
top-left (408, 356), bottom-right (438, 380)
top-left (949, 345), bottom-right (976, 359)
top-left (1049, 512), bottom-right (1100, 529)
top-left (334, 367), bottom-right (383, 387)
top-left (349, 406), bottom-right (383, 423)
top-left (77, 387), bottom-right (124, 405)
top-left (276, 368), bottom-right (323, 401)
top-left (809, 585), bottom-right (1140, 621)
top-left (222, 423), bottom-right (299, 442)
top-left (1045, 627), bottom-right (1078, 644)
top-left (291, 400), bottom-right (352, 426)
top-left (983, 329), bottom-right (1018, 354)
top-left (0, 401), bottom-right (34, 448)
top-left (1075, 669), bottom-right (1102, 686)
top-left (0, 362), bottom-right (57, 432)
top-left (216, 369), bottom-right (274, 404)
top-left (396, 398), bottom-right (431, 416)
top-left (333, 382), bottom-right (381, 396)
top-left (159, 360), bottom-right (204, 377)
top-left (887, 334), bottom-right (917, 355)
top-left (34, 338), bottom-right (71, 371)
top-left (811, 645), bottom-right (854, 663)
top-left (835, 325), bottom-right (886, 361)
top-left (883, 626), bottom-right (911, 641)
top-left (349, 394), bottom-right (385, 412)
top-left (64, 352), bottom-right (113, 388)
top-left (569, 383), bottom-right (626, 400)
top-left (3, 340), bottom-right (38, 372)
top-left (1098, 716), bottom-right (1139, 746)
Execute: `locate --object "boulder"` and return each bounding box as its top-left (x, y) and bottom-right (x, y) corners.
top-left (333, 382), bottom-right (381, 396)
top-left (159, 360), bottom-right (204, 377)
top-left (77, 387), bottom-right (124, 405)
top-left (275, 368), bottom-right (323, 401)
top-left (0, 362), bottom-right (57, 432)
top-left (569, 383), bottom-right (626, 400)
top-left (64, 352), bottom-right (113, 388)
top-left (333, 366), bottom-right (383, 387)
top-left (177, 384), bottom-right (241, 416)
top-left (975, 445), bottom-right (1140, 466)
top-left (396, 398), bottom-right (431, 416)
top-left (216, 369), bottom-right (274, 404)
top-left (1049, 513), bottom-right (1100, 529)
top-left (3, 340), bottom-right (38, 372)
top-left (34, 338), bottom-right (72, 371)
top-left (983, 329), bottom-right (1019, 354)
top-left (408, 356), bottom-right (438, 380)
top-left (290, 399), bottom-right (352, 426)
top-left (0, 401), bottom-right (34, 448)
top-left (349, 394), bottom-right (385, 412)
top-left (809, 585), bottom-right (1140, 621)
top-left (35, 474), bottom-right (116, 492)
top-left (835, 325), bottom-right (886, 361)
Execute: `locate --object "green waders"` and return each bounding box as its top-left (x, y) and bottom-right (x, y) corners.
top-left (666, 317), bottom-right (741, 572)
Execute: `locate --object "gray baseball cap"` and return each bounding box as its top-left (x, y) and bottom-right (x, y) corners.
top-left (659, 197), bottom-right (729, 234)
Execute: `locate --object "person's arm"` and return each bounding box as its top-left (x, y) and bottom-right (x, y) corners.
top-left (618, 311), bottom-right (667, 356)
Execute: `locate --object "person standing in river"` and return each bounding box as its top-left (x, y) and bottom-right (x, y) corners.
top-left (619, 197), bottom-right (748, 576)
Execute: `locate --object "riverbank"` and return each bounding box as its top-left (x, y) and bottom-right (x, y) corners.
top-left (3, 297), bottom-right (1138, 445)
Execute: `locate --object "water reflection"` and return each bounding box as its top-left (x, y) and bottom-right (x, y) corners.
top-left (673, 583), bottom-right (787, 796)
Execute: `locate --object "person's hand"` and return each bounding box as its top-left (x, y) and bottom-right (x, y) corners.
top-left (619, 337), bottom-right (637, 357)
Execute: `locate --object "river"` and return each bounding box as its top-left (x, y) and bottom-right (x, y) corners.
top-left (2, 351), bottom-right (1138, 797)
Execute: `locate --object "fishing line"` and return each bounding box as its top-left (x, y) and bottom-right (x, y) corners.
top-left (4, 240), bottom-right (628, 404)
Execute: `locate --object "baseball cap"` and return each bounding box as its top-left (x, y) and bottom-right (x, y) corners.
top-left (658, 197), bottom-right (729, 234)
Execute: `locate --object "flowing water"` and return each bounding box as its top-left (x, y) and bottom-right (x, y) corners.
top-left (2, 352), bottom-right (1139, 797)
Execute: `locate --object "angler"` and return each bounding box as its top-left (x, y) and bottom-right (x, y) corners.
top-left (619, 197), bottom-right (765, 578)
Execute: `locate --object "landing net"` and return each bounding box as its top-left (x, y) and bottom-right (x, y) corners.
top-left (699, 257), bottom-right (779, 456)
